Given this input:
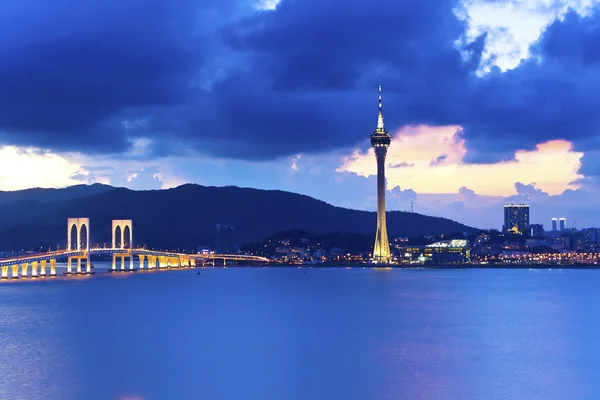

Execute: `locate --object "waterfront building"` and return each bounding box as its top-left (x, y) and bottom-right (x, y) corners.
top-left (423, 240), bottom-right (470, 265)
top-left (552, 218), bottom-right (557, 233)
top-left (530, 223), bottom-right (544, 238)
top-left (582, 228), bottom-right (600, 250)
top-left (397, 246), bottom-right (424, 263)
top-left (370, 83), bottom-right (392, 263)
top-left (503, 204), bottom-right (530, 235)
top-left (564, 231), bottom-right (584, 251)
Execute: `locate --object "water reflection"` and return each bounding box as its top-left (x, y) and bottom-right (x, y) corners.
top-left (1, 268), bottom-right (600, 399)
top-left (0, 285), bottom-right (83, 400)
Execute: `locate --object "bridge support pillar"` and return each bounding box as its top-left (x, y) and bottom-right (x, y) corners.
top-left (76, 258), bottom-right (82, 274)
top-left (67, 258), bottom-right (73, 274)
top-left (21, 263), bottom-right (28, 277)
top-left (129, 254), bottom-right (134, 271)
top-left (86, 253), bottom-right (92, 274)
top-left (120, 256), bottom-right (126, 271)
top-left (11, 265), bottom-right (19, 279)
top-left (40, 260), bottom-right (47, 277)
top-left (138, 255), bottom-right (146, 270)
top-left (50, 259), bottom-right (57, 276)
top-left (1, 266), bottom-right (8, 279)
top-left (31, 262), bottom-right (38, 277)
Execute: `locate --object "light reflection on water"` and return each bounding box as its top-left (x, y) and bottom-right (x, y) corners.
top-left (1, 267), bottom-right (600, 400)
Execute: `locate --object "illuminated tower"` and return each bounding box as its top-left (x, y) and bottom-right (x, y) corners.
top-left (370, 83), bottom-right (392, 263)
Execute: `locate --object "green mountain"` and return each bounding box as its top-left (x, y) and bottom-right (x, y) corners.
top-left (0, 184), bottom-right (477, 251)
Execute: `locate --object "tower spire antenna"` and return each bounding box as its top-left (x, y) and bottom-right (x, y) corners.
top-left (377, 80), bottom-right (384, 130)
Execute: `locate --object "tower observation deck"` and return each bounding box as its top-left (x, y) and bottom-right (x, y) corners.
top-left (370, 83), bottom-right (392, 263)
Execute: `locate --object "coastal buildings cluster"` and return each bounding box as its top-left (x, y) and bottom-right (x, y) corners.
top-left (233, 202), bottom-right (600, 266)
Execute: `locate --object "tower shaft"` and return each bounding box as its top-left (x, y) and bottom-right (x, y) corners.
top-left (373, 149), bottom-right (391, 262)
top-left (370, 82), bottom-right (392, 263)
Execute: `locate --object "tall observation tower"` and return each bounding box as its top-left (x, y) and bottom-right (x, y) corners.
top-left (370, 83), bottom-right (392, 263)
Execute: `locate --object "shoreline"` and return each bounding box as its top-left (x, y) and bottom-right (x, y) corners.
top-left (227, 263), bottom-right (600, 269)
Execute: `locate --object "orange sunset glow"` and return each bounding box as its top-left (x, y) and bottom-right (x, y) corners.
top-left (338, 125), bottom-right (583, 196)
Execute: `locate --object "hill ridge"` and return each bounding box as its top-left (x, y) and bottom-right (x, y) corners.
top-left (0, 184), bottom-right (477, 251)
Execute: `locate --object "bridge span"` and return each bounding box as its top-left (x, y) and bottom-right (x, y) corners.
top-left (0, 218), bottom-right (269, 279)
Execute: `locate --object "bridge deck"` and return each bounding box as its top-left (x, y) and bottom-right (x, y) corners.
top-left (0, 248), bottom-right (269, 266)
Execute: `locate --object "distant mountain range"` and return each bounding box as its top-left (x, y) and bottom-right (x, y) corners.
top-left (0, 184), bottom-right (477, 251)
top-left (0, 183), bottom-right (114, 204)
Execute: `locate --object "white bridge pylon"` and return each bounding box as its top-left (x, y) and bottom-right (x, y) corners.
top-left (111, 219), bottom-right (134, 272)
top-left (67, 217), bottom-right (91, 274)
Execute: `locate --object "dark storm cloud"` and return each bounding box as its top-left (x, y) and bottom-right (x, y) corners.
top-left (3, 0), bottom-right (600, 166)
top-left (194, 0), bottom-right (474, 159)
top-left (0, 0), bottom-right (476, 159)
top-left (0, 0), bottom-right (242, 153)
top-left (460, 7), bottom-right (600, 164)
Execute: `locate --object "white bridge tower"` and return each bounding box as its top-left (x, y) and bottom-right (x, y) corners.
top-left (67, 217), bottom-right (91, 274)
top-left (111, 220), bottom-right (134, 271)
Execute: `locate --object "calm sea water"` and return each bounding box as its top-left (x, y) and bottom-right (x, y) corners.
top-left (1, 264), bottom-right (599, 400)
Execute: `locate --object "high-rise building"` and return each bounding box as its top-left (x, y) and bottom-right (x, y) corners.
top-left (552, 218), bottom-right (557, 232)
top-left (503, 204), bottom-right (530, 235)
top-left (559, 218), bottom-right (566, 232)
top-left (530, 223), bottom-right (544, 237)
top-left (581, 228), bottom-right (599, 250)
top-left (216, 224), bottom-right (235, 254)
top-left (370, 83), bottom-right (392, 263)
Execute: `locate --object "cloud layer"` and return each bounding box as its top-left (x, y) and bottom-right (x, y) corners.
top-left (2, 0), bottom-right (599, 165)
top-left (2, 0), bottom-right (600, 230)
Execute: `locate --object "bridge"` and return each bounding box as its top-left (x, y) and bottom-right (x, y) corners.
top-left (0, 218), bottom-right (269, 279)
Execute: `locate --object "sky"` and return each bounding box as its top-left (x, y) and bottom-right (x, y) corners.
top-left (1, 0), bottom-right (600, 230)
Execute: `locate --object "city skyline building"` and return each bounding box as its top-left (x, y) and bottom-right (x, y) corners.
top-left (559, 218), bottom-right (566, 232)
top-left (530, 223), bottom-right (544, 238)
top-left (370, 83), bottom-right (392, 263)
top-left (503, 204), bottom-right (530, 235)
top-left (552, 218), bottom-right (557, 232)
